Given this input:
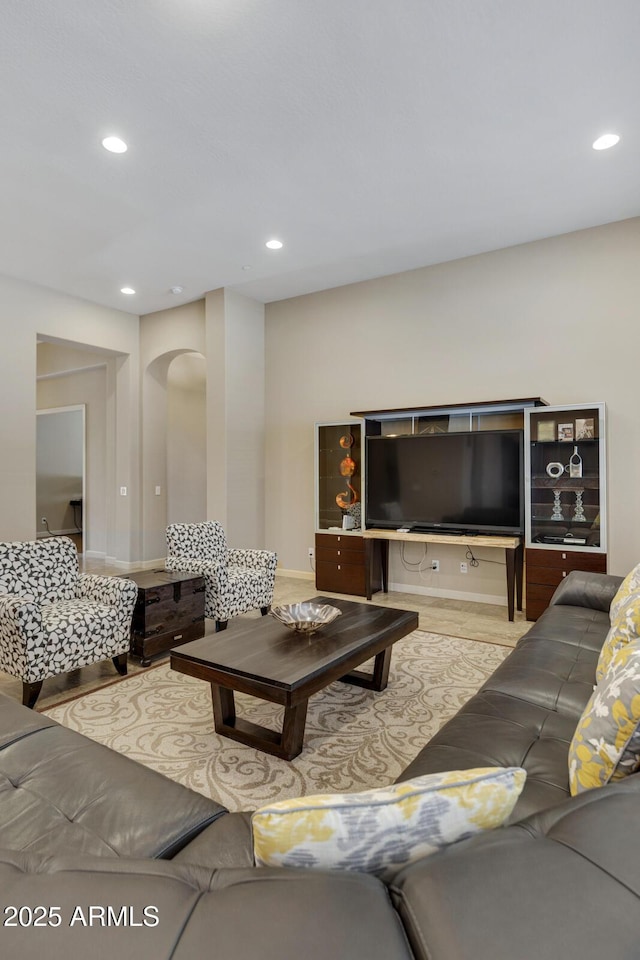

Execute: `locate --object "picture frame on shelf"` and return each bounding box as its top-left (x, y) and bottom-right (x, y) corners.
top-left (575, 417), bottom-right (595, 440)
top-left (537, 420), bottom-right (555, 442)
top-left (557, 422), bottom-right (574, 441)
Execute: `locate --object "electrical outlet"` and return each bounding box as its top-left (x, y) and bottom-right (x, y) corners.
top-left (460, 562), bottom-right (468, 574)
top-left (431, 559), bottom-right (439, 572)
top-left (308, 547), bottom-right (315, 559)
top-left (41, 517), bottom-right (47, 526)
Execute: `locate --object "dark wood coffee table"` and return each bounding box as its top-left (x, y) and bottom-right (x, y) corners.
top-left (170, 596), bottom-right (418, 760)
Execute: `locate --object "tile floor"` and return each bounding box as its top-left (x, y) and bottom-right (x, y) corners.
top-left (0, 556), bottom-right (529, 711)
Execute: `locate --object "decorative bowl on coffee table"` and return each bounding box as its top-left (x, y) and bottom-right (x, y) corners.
top-left (269, 602), bottom-right (342, 636)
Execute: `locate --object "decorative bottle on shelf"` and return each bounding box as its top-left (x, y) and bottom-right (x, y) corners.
top-left (568, 445), bottom-right (582, 479)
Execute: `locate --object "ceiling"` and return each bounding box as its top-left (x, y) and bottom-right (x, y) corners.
top-left (2, 0), bottom-right (639, 316)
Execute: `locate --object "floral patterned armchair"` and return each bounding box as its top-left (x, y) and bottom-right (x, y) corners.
top-left (166, 521), bottom-right (277, 631)
top-left (0, 537), bottom-right (137, 707)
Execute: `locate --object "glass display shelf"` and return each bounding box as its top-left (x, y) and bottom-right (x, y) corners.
top-left (524, 403), bottom-right (606, 553)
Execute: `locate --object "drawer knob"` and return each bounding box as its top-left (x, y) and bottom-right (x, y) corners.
top-left (562, 571), bottom-right (567, 578)
top-left (562, 553), bottom-right (567, 559)
top-left (337, 550), bottom-right (341, 556)
top-left (338, 564), bottom-right (341, 571)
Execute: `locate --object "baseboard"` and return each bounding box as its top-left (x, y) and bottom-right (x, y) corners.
top-left (36, 529), bottom-right (80, 539)
top-left (276, 568), bottom-right (315, 581)
top-left (83, 550), bottom-right (106, 560)
top-left (102, 556), bottom-right (165, 572)
top-left (274, 570), bottom-right (504, 604)
top-left (388, 580), bottom-right (506, 606)
top-left (137, 557), bottom-right (167, 571)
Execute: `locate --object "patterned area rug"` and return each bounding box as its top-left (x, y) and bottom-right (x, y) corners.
top-left (43, 631), bottom-right (509, 811)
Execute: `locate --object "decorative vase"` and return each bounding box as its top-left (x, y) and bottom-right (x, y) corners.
top-left (568, 446), bottom-right (582, 479)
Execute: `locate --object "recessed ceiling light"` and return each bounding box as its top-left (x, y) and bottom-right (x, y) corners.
top-left (170, 285), bottom-right (184, 295)
top-left (265, 239), bottom-right (283, 250)
top-left (102, 136), bottom-right (128, 154)
top-left (120, 286), bottom-right (136, 295)
top-left (242, 264), bottom-right (252, 271)
top-left (592, 133), bottom-right (620, 151)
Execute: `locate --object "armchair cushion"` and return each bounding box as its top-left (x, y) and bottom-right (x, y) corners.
top-left (38, 599), bottom-right (130, 681)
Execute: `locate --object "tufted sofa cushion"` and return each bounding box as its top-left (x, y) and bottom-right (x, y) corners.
top-left (396, 572), bottom-right (624, 823)
top-left (390, 776), bottom-right (640, 960)
top-left (0, 850), bottom-right (413, 960)
top-left (397, 690), bottom-right (578, 820)
top-left (0, 694), bottom-right (227, 860)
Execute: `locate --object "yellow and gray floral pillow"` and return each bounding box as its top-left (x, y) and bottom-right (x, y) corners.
top-left (569, 639), bottom-right (640, 795)
top-left (251, 766), bottom-right (526, 881)
top-left (596, 593), bottom-right (640, 682)
top-left (609, 562), bottom-right (640, 622)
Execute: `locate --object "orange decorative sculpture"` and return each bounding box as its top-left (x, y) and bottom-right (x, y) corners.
top-left (336, 434), bottom-right (359, 508)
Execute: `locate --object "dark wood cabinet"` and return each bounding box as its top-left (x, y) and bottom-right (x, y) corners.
top-left (525, 547), bottom-right (607, 621)
top-left (315, 533), bottom-right (382, 598)
top-left (128, 570), bottom-right (206, 665)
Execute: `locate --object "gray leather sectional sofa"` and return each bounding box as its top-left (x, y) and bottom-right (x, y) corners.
top-left (1, 570), bottom-right (638, 959)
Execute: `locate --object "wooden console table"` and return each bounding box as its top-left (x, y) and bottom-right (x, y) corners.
top-left (361, 529), bottom-right (524, 621)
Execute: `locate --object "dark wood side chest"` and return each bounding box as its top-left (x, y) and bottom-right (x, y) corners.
top-left (525, 547), bottom-right (607, 621)
top-left (128, 570), bottom-right (206, 665)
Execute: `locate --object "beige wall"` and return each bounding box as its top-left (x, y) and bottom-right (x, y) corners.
top-left (141, 293), bottom-right (265, 558)
top-left (140, 300), bottom-right (206, 559)
top-left (3, 219), bottom-right (638, 590)
top-left (265, 218), bottom-right (640, 601)
top-left (0, 273), bottom-right (139, 559)
top-left (224, 290), bottom-right (266, 549)
top-left (167, 353), bottom-right (207, 525)
top-left (205, 290), bottom-right (266, 549)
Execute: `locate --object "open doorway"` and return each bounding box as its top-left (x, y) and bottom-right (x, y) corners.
top-left (36, 405), bottom-right (85, 552)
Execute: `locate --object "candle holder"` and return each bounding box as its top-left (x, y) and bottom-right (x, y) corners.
top-left (551, 489), bottom-right (564, 521)
top-left (573, 490), bottom-right (586, 523)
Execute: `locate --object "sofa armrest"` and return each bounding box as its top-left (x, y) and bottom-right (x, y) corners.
top-left (172, 811), bottom-right (255, 869)
top-left (0, 595), bottom-right (43, 675)
top-left (228, 548), bottom-right (277, 574)
top-left (549, 570), bottom-right (623, 614)
top-left (0, 595), bottom-right (42, 636)
top-left (77, 574), bottom-right (138, 612)
top-left (166, 556), bottom-right (226, 588)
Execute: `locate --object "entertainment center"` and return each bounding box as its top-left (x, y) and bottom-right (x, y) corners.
top-left (315, 398), bottom-right (607, 620)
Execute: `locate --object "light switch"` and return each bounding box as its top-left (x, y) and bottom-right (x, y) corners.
top-left (120, 486), bottom-right (127, 496)
top-left (155, 485), bottom-right (161, 496)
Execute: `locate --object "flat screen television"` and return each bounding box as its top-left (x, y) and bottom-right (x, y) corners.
top-left (365, 430), bottom-right (524, 535)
